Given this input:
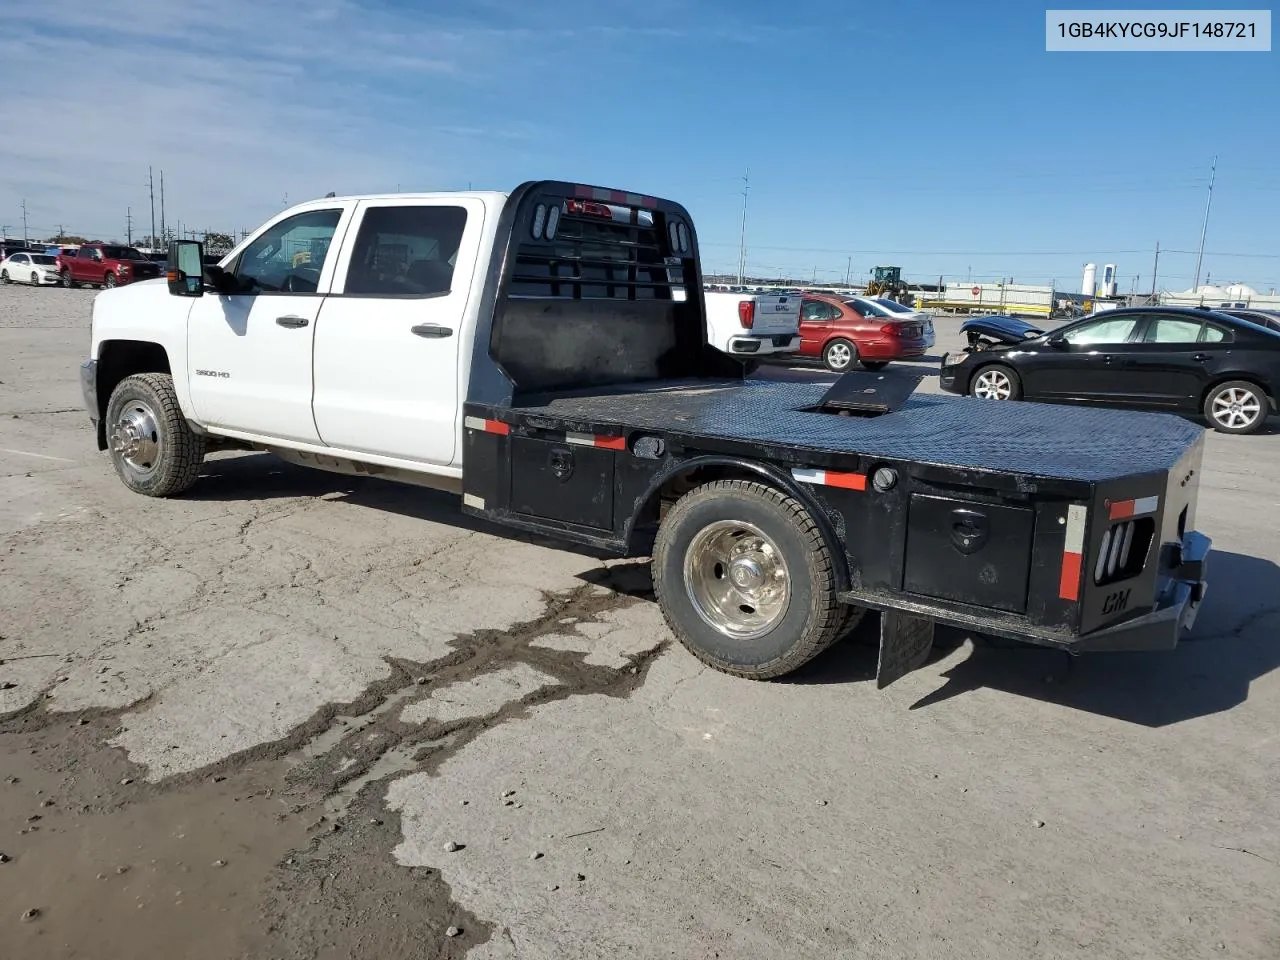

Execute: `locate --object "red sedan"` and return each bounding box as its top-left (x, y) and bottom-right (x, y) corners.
top-left (797, 293), bottom-right (929, 372)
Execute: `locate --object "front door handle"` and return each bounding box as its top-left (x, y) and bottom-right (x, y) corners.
top-left (276, 315), bottom-right (310, 328)
top-left (411, 323), bottom-right (453, 338)
top-left (1101, 354), bottom-right (1113, 363)
top-left (1193, 353), bottom-right (1210, 363)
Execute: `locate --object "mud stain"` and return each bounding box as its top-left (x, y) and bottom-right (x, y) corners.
top-left (0, 567), bottom-right (668, 959)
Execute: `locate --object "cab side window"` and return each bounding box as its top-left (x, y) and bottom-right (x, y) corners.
top-left (228, 209), bottom-right (342, 294)
top-left (342, 205), bottom-right (469, 296)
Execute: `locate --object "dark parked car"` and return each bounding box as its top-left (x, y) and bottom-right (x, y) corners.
top-left (939, 306), bottom-right (1280, 434)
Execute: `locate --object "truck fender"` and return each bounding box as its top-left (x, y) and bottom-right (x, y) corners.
top-left (625, 454), bottom-right (852, 593)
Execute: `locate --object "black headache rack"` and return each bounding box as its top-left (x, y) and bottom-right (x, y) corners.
top-left (460, 182), bottom-right (1211, 682)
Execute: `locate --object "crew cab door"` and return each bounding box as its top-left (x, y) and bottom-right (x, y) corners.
top-left (185, 204), bottom-right (354, 443)
top-left (311, 198), bottom-right (483, 466)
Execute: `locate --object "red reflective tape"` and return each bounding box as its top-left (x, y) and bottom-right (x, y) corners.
top-left (484, 419), bottom-right (509, 436)
top-left (594, 435), bottom-right (626, 451)
top-left (824, 471), bottom-right (867, 491)
top-left (573, 185), bottom-right (592, 198)
top-left (1059, 552), bottom-right (1082, 601)
top-left (1108, 500), bottom-right (1134, 520)
top-left (609, 190), bottom-right (626, 204)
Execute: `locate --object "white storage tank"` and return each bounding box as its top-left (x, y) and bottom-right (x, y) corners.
top-left (1082, 263), bottom-right (1097, 297)
top-left (1101, 264), bottom-right (1117, 297)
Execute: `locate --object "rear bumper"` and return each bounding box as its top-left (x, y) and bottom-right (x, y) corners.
top-left (1068, 531), bottom-right (1211, 653)
top-left (726, 334), bottom-right (800, 356)
top-left (860, 338), bottom-right (928, 360)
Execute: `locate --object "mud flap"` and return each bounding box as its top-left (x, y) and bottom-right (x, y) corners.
top-left (876, 610), bottom-right (936, 689)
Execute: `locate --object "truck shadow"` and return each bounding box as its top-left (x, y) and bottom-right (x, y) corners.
top-left (798, 550), bottom-right (1279, 728)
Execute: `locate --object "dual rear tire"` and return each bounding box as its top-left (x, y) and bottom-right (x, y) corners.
top-left (652, 479), bottom-right (862, 679)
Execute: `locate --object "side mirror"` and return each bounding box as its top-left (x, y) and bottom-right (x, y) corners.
top-left (167, 240), bottom-right (205, 297)
top-left (1047, 334), bottom-right (1067, 347)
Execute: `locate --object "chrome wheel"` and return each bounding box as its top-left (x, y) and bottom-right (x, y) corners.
top-left (110, 400), bottom-right (161, 476)
top-left (972, 368), bottom-right (1014, 400)
top-left (1211, 386), bottom-right (1261, 431)
top-left (682, 520), bottom-right (791, 640)
top-left (104, 273), bottom-right (117, 288)
top-left (825, 341), bottom-right (853, 371)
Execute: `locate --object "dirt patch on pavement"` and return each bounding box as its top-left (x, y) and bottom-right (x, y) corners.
top-left (0, 574), bottom-right (667, 959)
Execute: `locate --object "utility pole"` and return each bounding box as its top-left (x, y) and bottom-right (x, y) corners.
top-left (21, 199), bottom-right (29, 243)
top-left (148, 167), bottom-right (157, 248)
top-left (845, 256), bottom-right (852, 286)
top-left (1192, 156), bottom-right (1216, 291)
top-left (126, 207), bottom-right (133, 245)
top-left (160, 170), bottom-right (166, 243)
top-left (1150, 241), bottom-right (1160, 298)
top-left (736, 168), bottom-right (749, 287)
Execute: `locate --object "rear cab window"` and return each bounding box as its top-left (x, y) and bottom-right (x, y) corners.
top-left (340, 205), bottom-right (469, 297)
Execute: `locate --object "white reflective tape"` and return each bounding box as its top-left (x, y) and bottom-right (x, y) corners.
top-left (462, 493), bottom-right (484, 509)
top-left (463, 416), bottom-right (486, 431)
top-left (1064, 503), bottom-right (1087, 554)
top-left (791, 468), bottom-right (827, 485)
top-left (564, 432), bottom-right (595, 447)
top-left (1131, 495), bottom-right (1160, 516)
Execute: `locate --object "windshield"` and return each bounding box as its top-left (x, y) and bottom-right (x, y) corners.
top-left (101, 246), bottom-right (145, 260)
top-left (31, 255), bottom-right (57, 265)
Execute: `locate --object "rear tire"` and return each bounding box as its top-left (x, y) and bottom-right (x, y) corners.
top-left (861, 360), bottom-right (889, 371)
top-left (1204, 380), bottom-right (1268, 435)
top-left (0, 269), bottom-right (9, 284)
top-left (969, 363), bottom-right (1021, 401)
top-left (105, 373), bottom-right (205, 497)
top-left (652, 479), bottom-right (844, 679)
top-left (823, 338), bottom-right (857, 373)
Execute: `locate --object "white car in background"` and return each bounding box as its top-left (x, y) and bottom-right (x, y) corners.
top-left (0, 252), bottom-right (62, 286)
top-left (853, 296), bottom-right (936, 350)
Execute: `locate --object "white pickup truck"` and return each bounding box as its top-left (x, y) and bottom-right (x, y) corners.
top-left (78, 179), bottom-right (1212, 687)
top-left (704, 290), bottom-right (800, 359)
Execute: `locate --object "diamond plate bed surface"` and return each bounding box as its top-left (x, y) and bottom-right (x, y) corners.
top-left (509, 378), bottom-right (1203, 482)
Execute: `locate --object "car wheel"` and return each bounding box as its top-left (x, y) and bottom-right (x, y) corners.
top-left (970, 363), bottom-right (1021, 401)
top-left (861, 360), bottom-right (889, 371)
top-left (31, 272), bottom-right (40, 285)
top-left (1204, 380), bottom-right (1268, 435)
top-left (105, 373), bottom-right (206, 497)
top-left (823, 338), bottom-right (856, 373)
top-left (61, 270), bottom-right (74, 288)
top-left (0, 270), bottom-right (9, 284)
top-left (104, 272), bottom-right (117, 288)
top-left (652, 479), bottom-right (846, 680)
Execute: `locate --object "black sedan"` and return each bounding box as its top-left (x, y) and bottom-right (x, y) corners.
top-left (939, 306), bottom-right (1280, 434)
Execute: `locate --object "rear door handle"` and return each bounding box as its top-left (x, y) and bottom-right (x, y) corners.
top-left (275, 315), bottom-right (310, 328)
top-left (411, 323), bottom-right (453, 338)
top-left (1101, 355), bottom-right (1113, 363)
top-left (1193, 353), bottom-right (1210, 362)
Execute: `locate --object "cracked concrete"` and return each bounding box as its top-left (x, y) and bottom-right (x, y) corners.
top-left (3, 284), bottom-right (1280, 959)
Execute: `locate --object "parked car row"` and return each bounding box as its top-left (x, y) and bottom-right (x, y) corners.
top-left (0, 242), bottom-right (166, 289)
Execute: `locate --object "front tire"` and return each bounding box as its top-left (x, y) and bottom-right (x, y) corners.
top-left (103, 272), bottom-right (117, 288)
top-left (823, 338), bottom-right (856, 373)
top-left (969, 363), bottom-right (1021, 401)
top-left (1204, 380), bottom-right (1268, 435)
top-left (0, 269), bottom-right (9, 284)
top-left (652, 479), bottom-right (845, 679)
top-left (61, 270), bottom-right (74, 288)
top-left (31, 272), bottom-right (40, 285)
top-left (105, 373), bottom-right (206, 496)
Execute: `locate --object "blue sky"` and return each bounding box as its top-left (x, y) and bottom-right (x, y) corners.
top-left (1, 0), bottom-right (1276, 291)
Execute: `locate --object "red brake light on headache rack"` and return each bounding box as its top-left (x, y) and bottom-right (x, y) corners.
top-left (565, 198), bottom-right (613, 219)
top-left (739, 300), bottom-right (755, 329)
